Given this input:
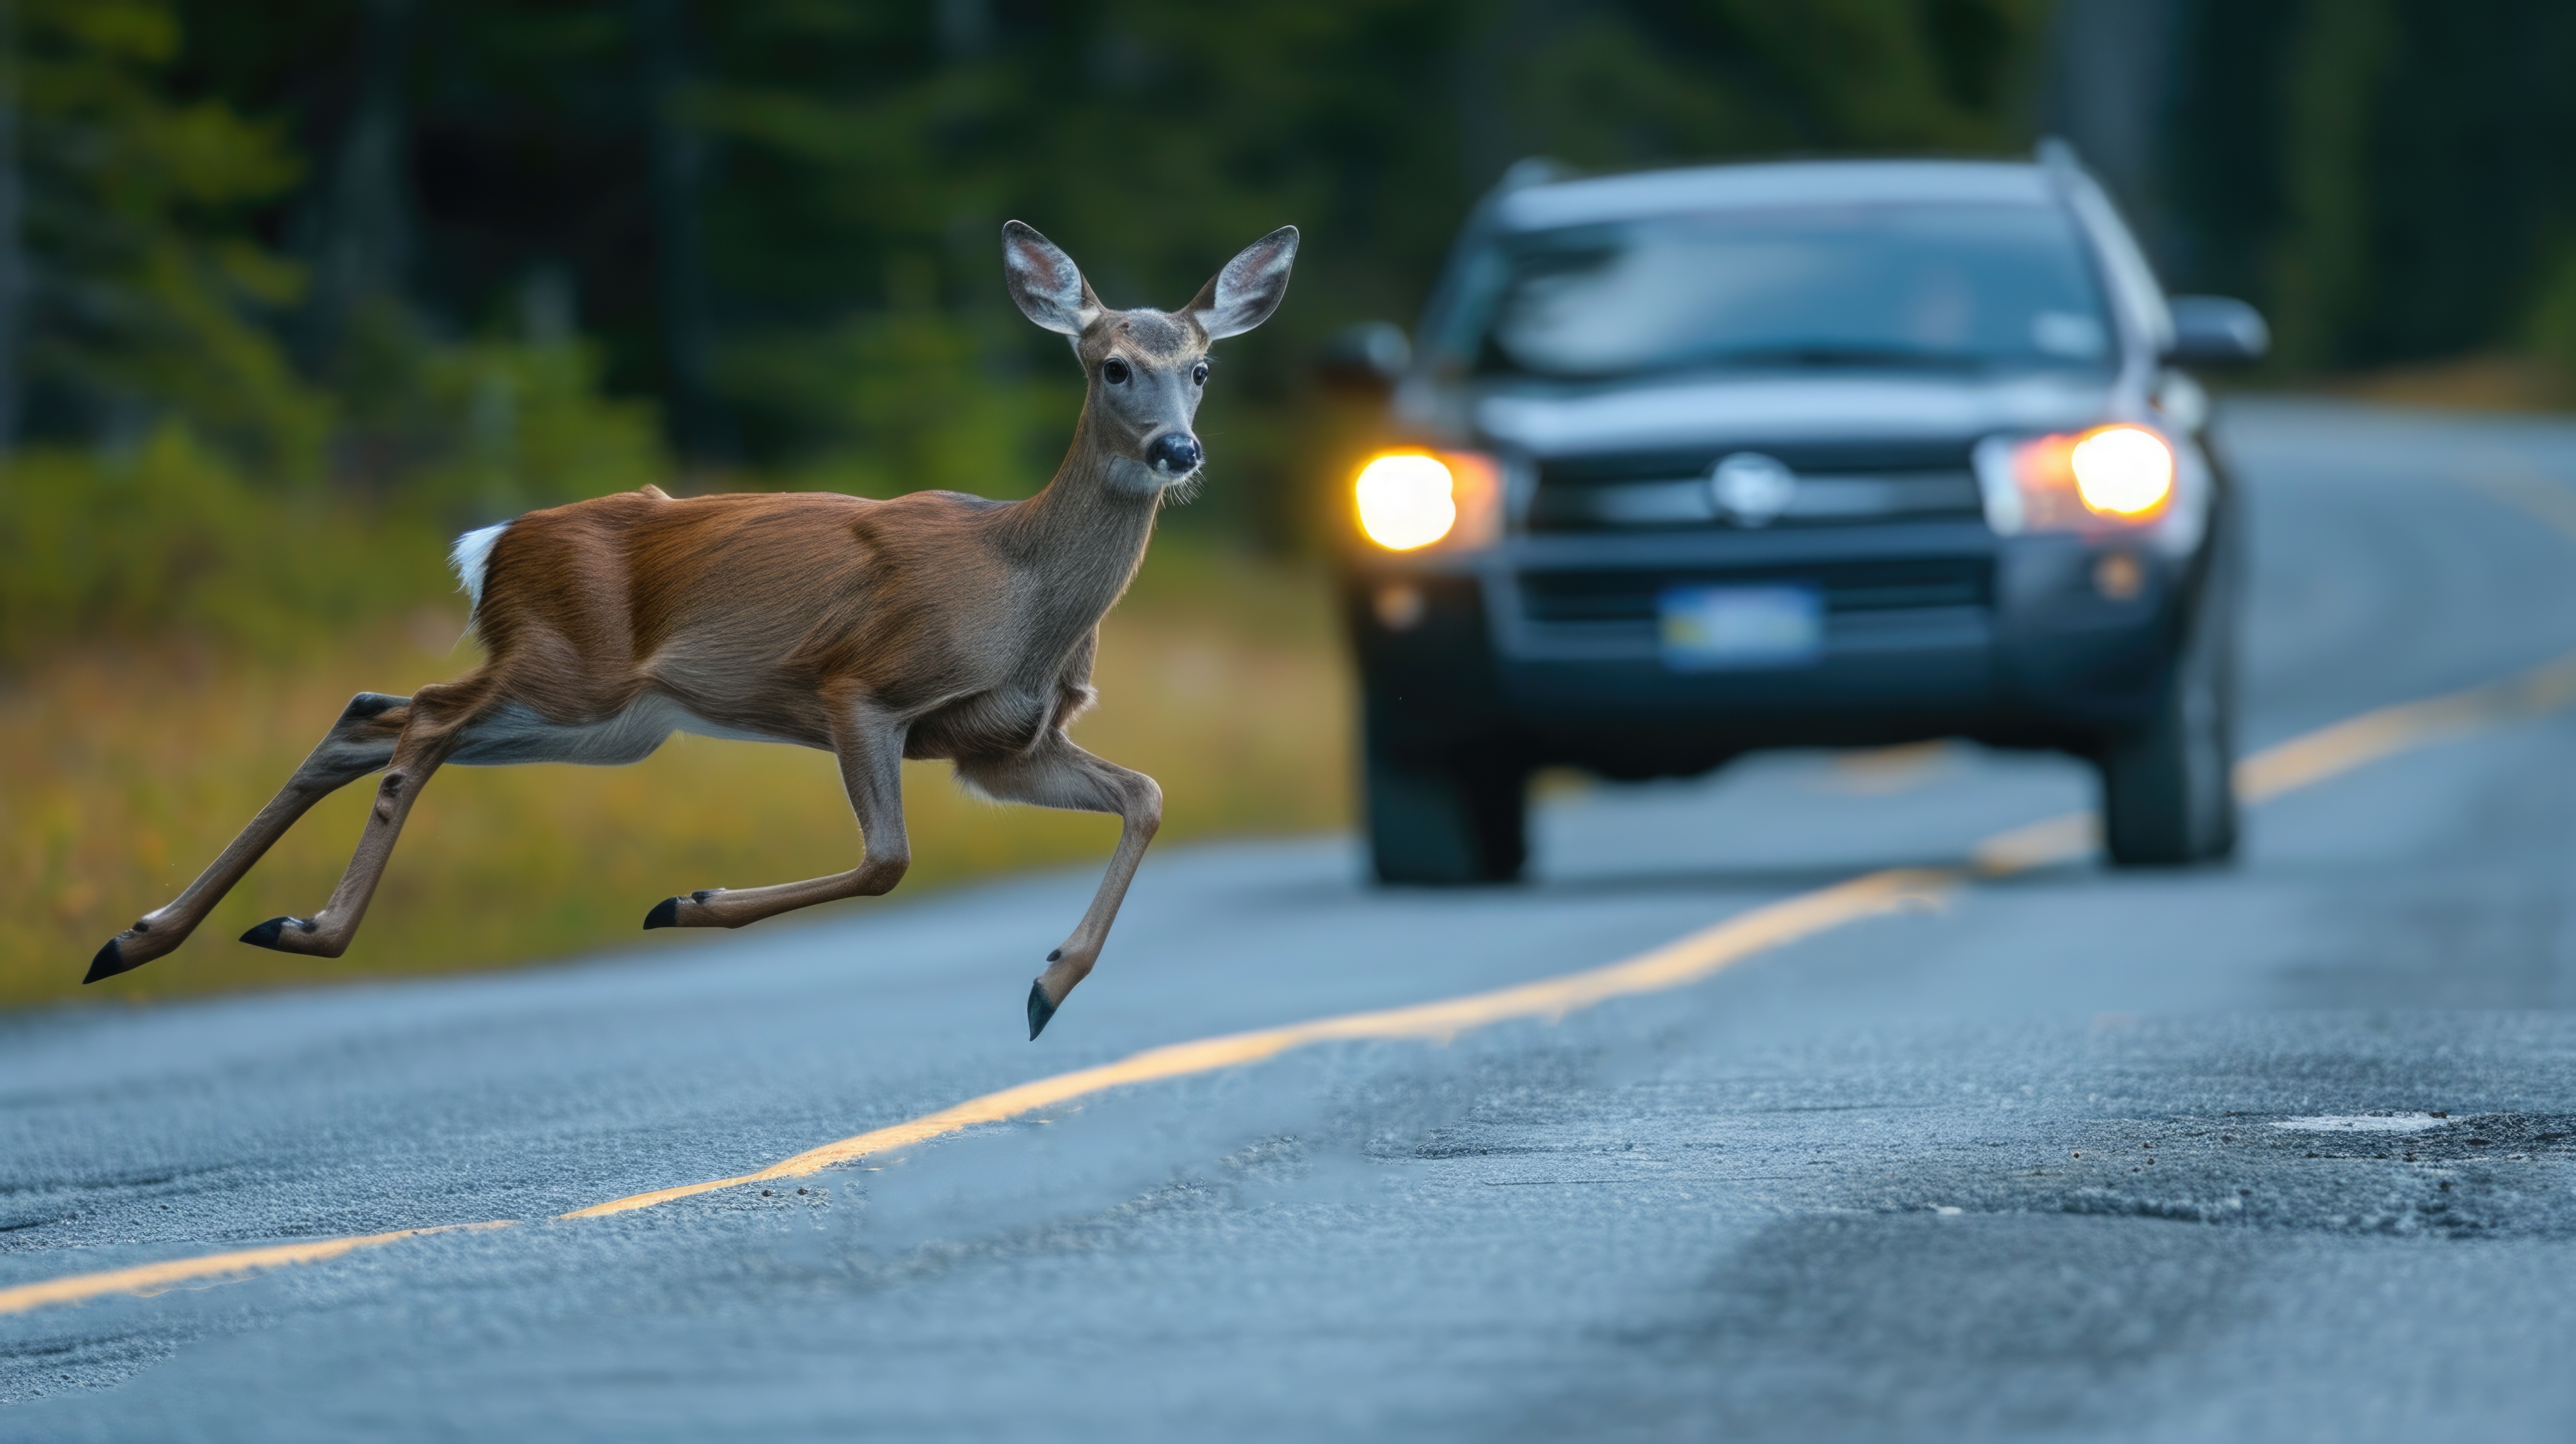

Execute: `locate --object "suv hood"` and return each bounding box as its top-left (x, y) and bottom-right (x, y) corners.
top-left (1445, 371), bottom-right (2116, 457)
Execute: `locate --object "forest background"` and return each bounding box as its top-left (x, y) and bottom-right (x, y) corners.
top-left (9, 0), bottom-right (2576, 1007)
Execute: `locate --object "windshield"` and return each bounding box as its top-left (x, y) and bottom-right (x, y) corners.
top-left (1458, 203), bottom-right (2113, 380)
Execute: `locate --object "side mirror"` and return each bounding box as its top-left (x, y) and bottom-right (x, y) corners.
top-left (1316, 321), bottom-right (1411, 396)
top-left (2165, 296), bottom-right (2269, 368)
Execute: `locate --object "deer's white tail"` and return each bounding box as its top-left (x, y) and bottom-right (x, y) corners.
top-left (449, 521), bottom-right (511, 616)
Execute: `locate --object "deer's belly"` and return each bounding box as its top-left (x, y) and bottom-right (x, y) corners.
top-left (452, 696), bottom-right (809, 766)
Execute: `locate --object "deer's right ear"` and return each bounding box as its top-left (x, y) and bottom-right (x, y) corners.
top-left (1002, 221), bottom-right (1101, 336)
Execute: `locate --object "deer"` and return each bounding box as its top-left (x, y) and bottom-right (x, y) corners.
top-left (85, 220), bottom-right (1299, 1040)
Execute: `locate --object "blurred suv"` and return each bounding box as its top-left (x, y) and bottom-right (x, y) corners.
top-left (1329, 146), bottom-right (2269, 883)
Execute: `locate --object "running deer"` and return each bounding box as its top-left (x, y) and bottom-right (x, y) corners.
top-left (87, 221), bottom-right (1299, 1039)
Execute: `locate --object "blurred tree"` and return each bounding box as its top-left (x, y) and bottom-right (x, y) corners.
top-left (2164, 0), bottom-right (2576, 374)
top-left (3, 0), bottom-right (322, 478)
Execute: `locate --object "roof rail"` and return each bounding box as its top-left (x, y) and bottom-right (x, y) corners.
top-left (1498, 156), bottom-right (1576, 192)
top-left (2034, 135), bottom-right (2086, 178)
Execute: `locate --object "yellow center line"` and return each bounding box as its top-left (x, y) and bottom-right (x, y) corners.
top-left (8, 643), bottom-right (2576, 1319)
top-left (562, 865), bottom-right (1954, 1217)
top-left (0, 1224), bottom-right (510, 1316)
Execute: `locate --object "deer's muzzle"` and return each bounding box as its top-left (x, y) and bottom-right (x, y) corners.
top-left (1146, 433), bottom-right (1204, 476)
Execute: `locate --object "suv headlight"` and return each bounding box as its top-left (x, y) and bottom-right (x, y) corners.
top-left (1353, 449), bottom-right (1502, 551)
top-left (1975, 424), bottom-right (2176, 535)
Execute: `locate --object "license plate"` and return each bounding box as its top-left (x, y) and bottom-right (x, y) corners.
top-left (1658, 584), bottom-right (1825, 670)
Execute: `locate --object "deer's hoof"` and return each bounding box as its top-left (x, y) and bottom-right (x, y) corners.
top-left (85, 937), bottom-right (134, 984)
top-left (643, 897), bottom-right (680, 930)
top-left (239, 916), bottom-right (310, 951)
top-left (1027, 979), bottom-right (1060, 1041)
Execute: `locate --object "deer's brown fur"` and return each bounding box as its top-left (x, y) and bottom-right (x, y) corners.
top-left (87, 221), bottom-right (1299, 1039)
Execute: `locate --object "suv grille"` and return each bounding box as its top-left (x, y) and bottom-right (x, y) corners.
top-left (1519, 559), bottom-right (1990, 626)
top-left (1529, 440), bottom-right (1984, 532)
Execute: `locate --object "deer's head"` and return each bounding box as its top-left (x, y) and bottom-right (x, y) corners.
top-left (1002, 220), bottom-right (1299, 494)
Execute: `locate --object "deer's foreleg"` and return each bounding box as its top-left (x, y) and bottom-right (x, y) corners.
top-left (88, 693), bottom-right (412, 983)
top-left (236, 683), bottom-right (480, 960)
top-left (955, 732), bottom-right (1162, 1039)
top-left (641, 700), bottom-right (912, 931)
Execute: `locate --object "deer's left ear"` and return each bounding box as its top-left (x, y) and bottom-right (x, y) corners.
top-left (1188, 226), bottom-right (1299, 340)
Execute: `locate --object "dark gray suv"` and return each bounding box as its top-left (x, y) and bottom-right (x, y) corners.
top-left (1334, 148), bottom-right (2268, 883)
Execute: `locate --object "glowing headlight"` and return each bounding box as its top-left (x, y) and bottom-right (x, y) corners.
top-left (2069, 425), bottom-right (2174, 517)
top-left (1977, 424), bottom-right (2178, 534)
top-left (1353, 449), bottom-right (1501, 551)
top-left (1355, 453), bottom-right (1455, 550)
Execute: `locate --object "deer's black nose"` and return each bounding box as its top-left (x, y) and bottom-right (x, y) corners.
top-left (1147, 433), bottom-right (1203, 475)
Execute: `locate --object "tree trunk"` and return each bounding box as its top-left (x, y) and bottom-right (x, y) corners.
top-left (0, 0), bottom-right (24, 450)
top-left (635, 0), bottom-right (728, 465)
top-left (304, 0), bottom-right (417, 372)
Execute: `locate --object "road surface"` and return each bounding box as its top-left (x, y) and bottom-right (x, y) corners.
top-left (7, 399), bottom-right (2576, 1441)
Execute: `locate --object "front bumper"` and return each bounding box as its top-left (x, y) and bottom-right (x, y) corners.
top-left (1347, 521), bottom-right (2191, 776)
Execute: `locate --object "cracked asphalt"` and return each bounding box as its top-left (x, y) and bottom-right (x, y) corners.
top-left (7, 399), bottom-right (2576, 1440)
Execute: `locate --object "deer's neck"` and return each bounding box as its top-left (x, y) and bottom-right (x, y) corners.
top-left (1004, 403), bottom-right (1163, 632)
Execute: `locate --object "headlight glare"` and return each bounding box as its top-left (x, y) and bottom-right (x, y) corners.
top-left (2069, 425), bottom-right (2175, 517)
top-left (1978, 424), bottom-right (2178, 534)
top-left (1354, 453), bottom-right (1456, 550)
top-left (1353, 449), bottom-right (1501, 551)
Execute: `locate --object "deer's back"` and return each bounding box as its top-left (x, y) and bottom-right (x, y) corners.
top-left (468, 488), bottom-right (1037, 743)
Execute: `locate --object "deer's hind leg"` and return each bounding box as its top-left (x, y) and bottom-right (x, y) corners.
top-left (953, 730), bottom-right (1162, 1040)
top-left (641, 696), bottom-right (911, 932)
top-left (88, 692), bottom-right (413, 983)
top-left (234, 679), bottom-right (491, 961)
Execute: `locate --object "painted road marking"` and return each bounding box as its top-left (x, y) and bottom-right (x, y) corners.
top-left (7, 645), bottom-right (2576, 1319)
top-left (0, 1224), bottom-right (510, 1315)
top-left (563, 866), bottom-right (1954, 1217)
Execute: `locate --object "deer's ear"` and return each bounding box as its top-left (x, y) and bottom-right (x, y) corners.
top-left (1002, 220), bottom-right (1101, 336)
top-left (1188, 226), bottom-right (1300, 340)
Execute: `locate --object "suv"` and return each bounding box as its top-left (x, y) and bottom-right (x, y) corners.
top-left (1331, 148), bottom-right (2268, 883)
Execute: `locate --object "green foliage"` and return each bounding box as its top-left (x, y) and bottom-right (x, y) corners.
top-left (408, 335), bottom-right (671, 520)
top-left (2168, 0), bottom-right (2576, 373)
top-left (720, 265), bottom-right (1072, 501)
top-left (13, 0), bottom-right (325, 478)
top-left (0, 426), bottom-right (446, 665)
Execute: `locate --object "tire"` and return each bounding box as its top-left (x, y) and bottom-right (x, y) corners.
top-left (2099, 560), bottom-right (2239, 867)
top-left (1365, 741), bottom-right (1528, 885)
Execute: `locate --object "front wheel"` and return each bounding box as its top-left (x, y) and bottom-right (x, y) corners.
top-left (1364, 741), bottom-right (1528, 885)
top-left (2099, 573), bottom-right (2239, 867)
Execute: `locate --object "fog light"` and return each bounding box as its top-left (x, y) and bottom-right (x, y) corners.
top-left (1354, 453), bottom-right (1457, 550)
top-left (2093, 551), bottom-right (2145, 601)
top-left (1372, 583), bottom-right (1426, 631)
top-left (2069, 425), bottom-right (2174, 517)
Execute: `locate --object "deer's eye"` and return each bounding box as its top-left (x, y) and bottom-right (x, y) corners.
top-left (1191, 362), bottom-right (1210, 386)
top-left (1102, 358), bottom-right (1131, 385)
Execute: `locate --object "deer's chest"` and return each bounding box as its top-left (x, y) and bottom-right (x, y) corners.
top-left (905, 641), bottom-right (1094, 761)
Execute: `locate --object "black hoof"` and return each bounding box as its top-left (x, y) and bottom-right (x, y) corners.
top-left (84, 937), bottom-right (138, 984)
top-left (1027, 979), bottom-right (1060, 1041)
top-left (238, 917), bottom-right (306, 951)
top-left (643, 897), bottom-right (680, 930)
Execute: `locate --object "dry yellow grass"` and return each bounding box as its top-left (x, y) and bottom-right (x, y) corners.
top-left (2326, 353), bottom-right (2574, 413)
top-left (2, 552), bottom-right (1350, 1010)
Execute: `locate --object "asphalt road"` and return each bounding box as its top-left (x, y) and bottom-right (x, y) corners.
top-left (8, 399), bottom-right (2576, 1441)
